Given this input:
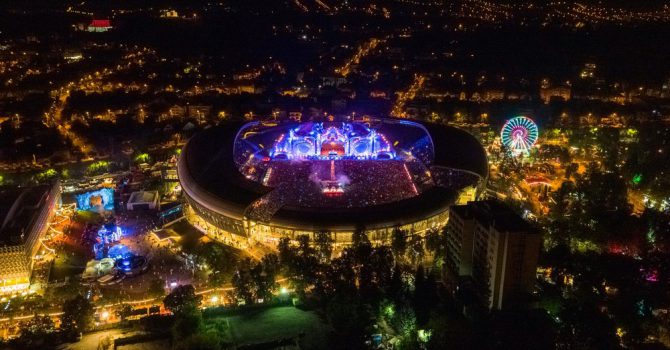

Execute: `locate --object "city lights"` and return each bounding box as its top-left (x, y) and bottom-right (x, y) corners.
top-left (1, 1), bottom-right (668, 348)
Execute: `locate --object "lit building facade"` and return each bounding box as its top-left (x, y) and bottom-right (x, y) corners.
top-left (446, 200), bottom-right (541, 310)
top-left (87, 19), bottom-right (112, 32)
top-left (0, 182), bottom-right (60, 294)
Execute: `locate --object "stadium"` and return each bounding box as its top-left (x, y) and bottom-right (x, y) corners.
top-left (178, 118), bottom-right (488, 247)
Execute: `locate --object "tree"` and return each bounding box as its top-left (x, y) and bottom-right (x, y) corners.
top-left (86, 161), bottom-right (110, 176)
top-left (570, 167), bottom-right (632, 245)
top-left (61, 294), bottom-right (94, 332)
top-left (393, 303), bottom-right (417, 337)
top-left (408, 234), bottom-right (425, 266)
top-left (173, 311), bottom-right (203, 340)
top-left (195, 242), bottom-right (238, 276)
top-left (556, 299), bottom-right (619, 349)
top-left (565, 162), bottom-right (578, 180)
top-left (596, 127), bottom-right (621, 171)
top-left (482, 309), bottom-right (556, 350)
top-left (36, 168), bottom-right (58, 182)
top-left (351, 228), bottom-right (373, 266)
top-left (261, 253), bottom-right (280, 276)
top-left (277, 237), bottom-right (296, 270)
top-left (173, 332), bottom-right (225, 350)
top-left (641, 208), bottom-right (670, 252)
top-left (53, 275), bottom-right (83, 300)
top-left (325, 294), bottom-right (371, 349)
top-left (116, 304), bottom-right (133, 322)
top-left (17, 314), bottom-right (56, 347)
top-left (392, 227), bottom-right (408, 259)
top-left (250, 259), bottom-right (277, 302)
top-left (180, 233), bottom-right (201, 254)
top-left (389, 264), bottom-right (407, 301)
top-left (134, 152), bottom-right (151, 164)
top-left (366, 246), bottom-right (395, 292)
top-left (498, 144), bottom-right (521, 179)
top-left (424, 227), bottom-right (445, 257)
top-left (209, 271), bottom-right (227, 288)
top-left (352, 225), bottom-right (370, 248)
top-left (232, 259), bottom-right (255, 304)
top-left (233, 256), bottom-right (278, 304)
top-left (427, 313), bottom-right (474, 350)
top-left (297, 234), bottom-right (314, 258)
top-left (163, 284), bottom-right (202, 316)
top-left (292, 234), bottom-right (319, 294)
top-left (314, 230), bottom-right (334, 262)
top-left (164, 285), bottom-right (203, 339)
top-left (413, 267), bottom-right (438, 325)
top-left (148, 278), bottom-right (166, 298)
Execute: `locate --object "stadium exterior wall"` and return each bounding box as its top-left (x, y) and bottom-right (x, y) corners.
top-left (181, 186), bottom-right (455, 247)
top-left (180, 162), bottom-right (483, 247)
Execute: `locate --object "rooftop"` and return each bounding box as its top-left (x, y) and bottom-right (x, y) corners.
top-left (0, 185), bottom-right (52, 246)
top-left (451, 200), bottom-right (536, 233)
top-left (128, 191), bottom-right (158, 204)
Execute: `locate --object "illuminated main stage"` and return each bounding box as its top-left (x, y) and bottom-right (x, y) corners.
top-left (179, 118), bottom-right (489, 246)
top-left (235, 120), bottom-right (432, 204)
top-left (270, 122), bottom-right (396, 160)
top-left (76, 188), bottom-right (114, 212)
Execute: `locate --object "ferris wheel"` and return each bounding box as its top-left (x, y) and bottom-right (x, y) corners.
top-left (501, 116), bottom-right (539, 154)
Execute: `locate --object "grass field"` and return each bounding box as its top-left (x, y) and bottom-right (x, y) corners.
top-left (207, 306), bottom-right (330, 349)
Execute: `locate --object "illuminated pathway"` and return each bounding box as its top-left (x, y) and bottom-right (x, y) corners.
top-left (391, 74), bottom-right (426, 118)
top-left (46, 86), bottom-right (94, 156)
top-left (314, 0), bottom-right (332, 12)
top-left (335, 38), bottom-right (381, 77)
top-left (44, 48), bottom-right (155, 157)
top-left (293, 0), bottom-right (309, 12)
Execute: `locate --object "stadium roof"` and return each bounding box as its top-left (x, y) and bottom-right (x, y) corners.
top-left (180, 121), bottom-right (271, 218)
top-left (423, 123), bottom-right (489, 179)
top-left (450, 200), bottom-right (537, 233)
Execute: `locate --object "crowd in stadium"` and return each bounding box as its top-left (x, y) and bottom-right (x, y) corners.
top-left (245, 160), bottom-right (420, 221)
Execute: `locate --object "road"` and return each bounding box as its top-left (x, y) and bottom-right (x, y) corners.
top-left (335, 37), bottom-right (381, 77)
top-left (391, 74), bottom-right (426, 118)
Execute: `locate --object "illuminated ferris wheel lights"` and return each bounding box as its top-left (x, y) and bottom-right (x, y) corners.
top-left (501, 116), bottom-right (539, 154)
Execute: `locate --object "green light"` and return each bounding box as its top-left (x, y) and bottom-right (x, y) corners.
top-left (647, 229), bottom-right (656, 245)
top-left (418, 329), bottom-right (432, 343)
top-left (280, 287), bottom-right (288, 294)
top-left (384, 305), bottom-right (395, 318)
top-left (134, 153), bottom-right (150, 163)
top-left (87, 161), bottom-right (109, 174)
top-left (632, 174), bottom-right (642, 185)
